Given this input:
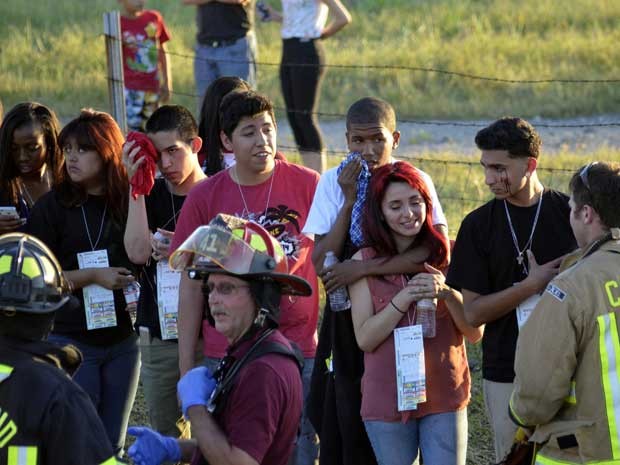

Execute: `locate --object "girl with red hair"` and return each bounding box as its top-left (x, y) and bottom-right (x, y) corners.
top-left (28, 109), bottom-right (139, 458)
top-left (349, 161), bottom-right (482, 465)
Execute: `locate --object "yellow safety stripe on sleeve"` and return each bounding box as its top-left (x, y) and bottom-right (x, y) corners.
top-left (508, 391), bottom-right (528, 428)
top-left (7, 446), bottom-right (37, 465)
top-left (565, 380), bottom-right (577, 405)
top-left (99, 456), bottom-right (121, 465)
top-left (598, 312), bottom-right (620, 459)
top-left (0, 364), bottom-right (13, 383)
top-left (536, 451), bottom-right (620, 464)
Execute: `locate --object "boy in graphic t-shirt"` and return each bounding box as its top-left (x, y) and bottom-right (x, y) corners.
top-left (119, 0), bottom-right (172, 131)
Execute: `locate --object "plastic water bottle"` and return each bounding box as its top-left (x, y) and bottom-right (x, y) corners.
top-left (323, 251), bottom-right (352, 312)
top-left (416, 298), bottom-right (437, 338)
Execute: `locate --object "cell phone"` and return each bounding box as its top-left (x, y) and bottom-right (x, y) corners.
top-left (0, 206), bottom-right (19, 219)
top-left (257, 1), bottom-right (270, 21)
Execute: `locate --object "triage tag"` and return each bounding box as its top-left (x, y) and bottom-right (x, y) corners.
top-left (123, 281), bottom-right (141, 305)
top-left (394, 324), bottom-right (426, 411)
top-left (156, 261), bottom-right (181, 340)
top-left (77, 250), bottom-right (117, 330)
top-left (515, 286), bottom-right (542, 329)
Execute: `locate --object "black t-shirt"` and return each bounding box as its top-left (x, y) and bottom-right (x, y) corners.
top-left (28, 190), bottom-right (135, 346)
top-left (0, 338), bottom-right (117, 465)
top-left (196, 1), bottom-right (254, 42)
top-left (446, 189), bottom-right (577, 382)
top-left (135, 179), bottom-right (186, 339)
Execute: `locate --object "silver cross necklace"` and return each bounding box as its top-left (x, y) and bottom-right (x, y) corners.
top-left (503, 190), bottom-right (543, 275)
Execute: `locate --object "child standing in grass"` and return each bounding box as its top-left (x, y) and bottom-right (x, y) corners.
top-left (119, 0), bottom-right (172, 131)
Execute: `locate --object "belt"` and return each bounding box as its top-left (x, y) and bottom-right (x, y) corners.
top-left (201, 37), bottom-right (240, 48)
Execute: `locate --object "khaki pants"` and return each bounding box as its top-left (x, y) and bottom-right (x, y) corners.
top-left (483, 379), bottom-right (518, 462)
top-left (139, 335), bottom-right (182, 438)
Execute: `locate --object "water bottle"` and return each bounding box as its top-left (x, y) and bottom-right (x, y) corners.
top-left (416, 298), bottom-right (437, 338)
top-left (323, 251), bottom-right (351, 312)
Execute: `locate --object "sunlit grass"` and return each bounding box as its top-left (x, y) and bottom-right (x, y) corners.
top-left (2, 0), bottom-right (619, 119)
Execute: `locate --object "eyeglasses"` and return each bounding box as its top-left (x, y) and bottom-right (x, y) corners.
top-left (579, 162), bottom-right (598, 191)
top-left (206, 282), bottom-right (250, 296)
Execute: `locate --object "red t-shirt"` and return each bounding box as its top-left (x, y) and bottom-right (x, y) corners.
top-left (219, 331), bottom-right (303, 465)
top-left (120, 10), bottom-right (170, 92)
top-left (171, 160), bottom-right (320, 358)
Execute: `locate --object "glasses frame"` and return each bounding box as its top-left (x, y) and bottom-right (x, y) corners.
top-left (206, 281), bottom-right (250, 296)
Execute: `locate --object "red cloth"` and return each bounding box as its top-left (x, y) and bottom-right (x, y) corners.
top-left (126, 132), bottom-right (158, 200)
top-left (170, 160), bottom-right (320, 358)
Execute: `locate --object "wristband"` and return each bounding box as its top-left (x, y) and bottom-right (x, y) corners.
top-left (390, 299), bottom-right (406, 314)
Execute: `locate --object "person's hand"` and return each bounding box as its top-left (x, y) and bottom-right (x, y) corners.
top-left (122, 139), bottom-right (146, 182)
top-left (406, 263), bottom-right (450, 301)
top-left (127, 426), bottom-right (181, 465)
top-left (94, 267), bottom-right (135, 290)
top-left (177, 366), bottom-right (217, 417)
top-left (151, 229), bottom-right (174, 261)
top-left (0, 215), bottom-right (26, 234)
top-left (320, 259), bottom-right (366, 293)
top-left (337, 156), bottom-right (362, 206)
top-left (523, 251), bottom-right (563, 293)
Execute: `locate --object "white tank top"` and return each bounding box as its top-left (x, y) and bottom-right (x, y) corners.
top-left (281, 0), bottom-right (328, 40)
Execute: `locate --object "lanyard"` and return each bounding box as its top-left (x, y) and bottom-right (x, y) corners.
top-left (81, 203), bottom-right (107, 251)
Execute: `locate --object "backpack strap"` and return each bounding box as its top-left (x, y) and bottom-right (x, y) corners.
top-left (207, 330), bottom-right (303, 417)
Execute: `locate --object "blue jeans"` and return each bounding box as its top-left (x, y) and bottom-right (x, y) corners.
top-left (203, 356), bottom-right (319, 465)
top-left (48, 333), bottom-right (141, 457)
top-left (364, 408), bottom-right (468, 465)
top-left (194, 33), bottom-right (257, 106)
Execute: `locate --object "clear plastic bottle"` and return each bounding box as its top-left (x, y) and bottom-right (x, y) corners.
top-left (416, 298), bottom-right (437, 338)
top-left (323, 251), bottom-right (352, 312)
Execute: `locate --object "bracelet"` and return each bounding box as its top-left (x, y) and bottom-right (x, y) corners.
top-left (390, 299), bottom-right (406, 314)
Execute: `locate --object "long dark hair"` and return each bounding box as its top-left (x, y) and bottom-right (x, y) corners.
top-left (0, 102), bottom-right (62, 206)
top-left (57, 109), bottom-right (128, 226)
top-left (363, 161), bottom-right (449, 269)
top-left (198, 76), bottom-right (251, 175)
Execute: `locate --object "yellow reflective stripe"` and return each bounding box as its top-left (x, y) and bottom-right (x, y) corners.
top-left (536, 451), bottom-right (620, 464)
top-left (508, 391), bottom-right (528, 427)
top-left (0, 364), bottom-right (13, 382)
top-left (99, 456), bottom-right (119, 465)
top-left (565, 380), bottom-right (577, 405)
top-left (599, 313), bottom-right (620, 459)
top-left (7, 446), bottom-right (37, 465)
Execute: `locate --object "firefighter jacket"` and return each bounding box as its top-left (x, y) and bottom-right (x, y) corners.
top-left (510, 238), bottom-right (620, 464)
top-left (0, 336), bottom-right (120, 465)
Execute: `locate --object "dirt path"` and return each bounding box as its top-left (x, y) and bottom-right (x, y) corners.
top-left (277, 115), bottom-right (620, 158)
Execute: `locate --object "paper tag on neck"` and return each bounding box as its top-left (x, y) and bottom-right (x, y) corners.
top-left (77, 250), bottom-right (117, 330)
top-left (156, 261), bottom-right (181, 340)
top-left (394, 324), bottom-right (426, 411)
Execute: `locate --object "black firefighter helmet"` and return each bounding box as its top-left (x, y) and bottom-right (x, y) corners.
top-left (0, 233), bottom-right (70, 314)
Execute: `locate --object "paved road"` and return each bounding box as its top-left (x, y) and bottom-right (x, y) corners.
top-left (277, 115), bottom-right (620, 159)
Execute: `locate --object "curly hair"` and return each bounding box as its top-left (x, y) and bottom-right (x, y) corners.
top-left (475, 117), bottom-right (541, 159)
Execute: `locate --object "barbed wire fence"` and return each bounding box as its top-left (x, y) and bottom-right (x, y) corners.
top-left (103, 32), bottom-right (617, 233)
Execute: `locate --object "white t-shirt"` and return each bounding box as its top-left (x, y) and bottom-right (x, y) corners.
top-left (303, 161), bottom-right (447, 236)
top-left (281, 0), bottom-right (328, 40)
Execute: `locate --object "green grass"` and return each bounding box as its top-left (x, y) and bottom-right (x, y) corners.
top-left (1, 0), bottom-right (619, 119)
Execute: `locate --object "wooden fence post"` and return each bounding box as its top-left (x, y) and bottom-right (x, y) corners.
top-left (103, 11), bottom-right (127, 134)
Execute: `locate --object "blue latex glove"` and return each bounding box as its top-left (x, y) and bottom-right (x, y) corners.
top-left (127, 426), bottom-right (181, 465)
top-left (177, 366), bottom-right (217, 417)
